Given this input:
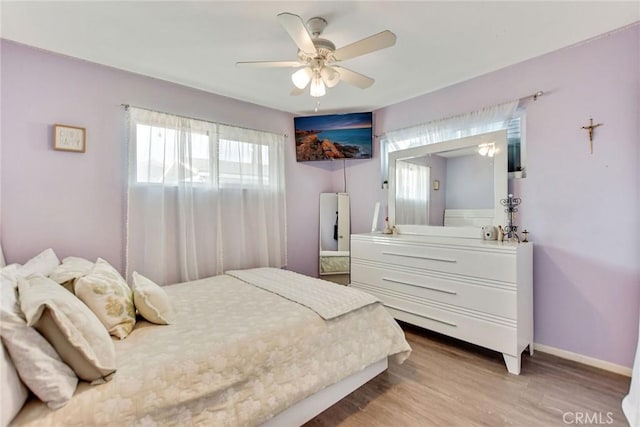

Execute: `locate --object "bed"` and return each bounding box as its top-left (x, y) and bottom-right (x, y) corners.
top-left (4, 266), bottom-right (411, 426)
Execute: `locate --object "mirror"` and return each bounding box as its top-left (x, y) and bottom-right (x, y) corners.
top-left (319, 193), bottom-right (350, 284)
top-left (389, 130), bottom-right (507, 238)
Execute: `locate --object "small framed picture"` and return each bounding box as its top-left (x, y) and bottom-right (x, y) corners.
top-left (54, 124), bottom-right (86, 152)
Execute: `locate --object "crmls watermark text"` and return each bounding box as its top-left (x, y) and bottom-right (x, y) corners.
top-left (562, 412), bottom-right (614, 425)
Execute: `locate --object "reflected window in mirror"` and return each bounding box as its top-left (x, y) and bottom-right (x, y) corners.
top-left (395, 160), bottom-right (430, 225)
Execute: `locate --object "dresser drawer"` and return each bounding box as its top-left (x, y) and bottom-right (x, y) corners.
top-left (350, 282), bottom-right (517, 355)
top-left (351, 262), bottom-right (516, 319)
top-left (351, 239), bottom-right (516, 283)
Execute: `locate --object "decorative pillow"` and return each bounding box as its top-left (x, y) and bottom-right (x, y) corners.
top-left (1, 265), bottom-right (22, 312)
top-left (131, 272), bottom-right (175, 325)
top-left (1, 265), bottom-right (28, 422)
top-left (18, 248), bottom-right (60, 277)
top-left (74, 258), bottom-right (135, 339)
top-left (1, 344), bottom-right (28, 425)
top-left (18, 275), bottom-right (116, 383)
top-left (1, 270), bottom-right (77, 409)
top-left (1, 263), bottom-right (20, 284)
top-left (48, 256), bottom-right (95, 293)
top-left (1, 312), bottom-right (78, 409)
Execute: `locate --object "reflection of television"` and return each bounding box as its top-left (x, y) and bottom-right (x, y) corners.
top-left (294, 112), bottom-right (373, 162)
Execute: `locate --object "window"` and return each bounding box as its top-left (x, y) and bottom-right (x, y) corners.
top-left (219, 139), bottom-right (270, 186)
top-left (133, 123), bottom-right (275, 188)
top-left (507, 112), bottom-right (526, 173)
top-left (135, 124), bottom-right (213, 184)
top-left (126, 107), bottom-right (287, 285)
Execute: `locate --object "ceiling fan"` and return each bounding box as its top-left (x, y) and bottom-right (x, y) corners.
top-left (236, 13), bottom-right (397, 97)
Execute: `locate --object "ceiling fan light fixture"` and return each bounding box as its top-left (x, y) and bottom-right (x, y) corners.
top-left (320, 66), bottom-right (340, 88)
top-left (310, 76), bottom-right (326, 97)
top-left (291, 67), bottom-right (313, 89)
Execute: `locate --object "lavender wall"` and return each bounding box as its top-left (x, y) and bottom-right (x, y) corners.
top-left (345, 24), bottom-right (640, 367)
top-left (0, 40), bottom-right (328, 277)
top-left (285, 158), bottom-right (339, 276)
top-left (2, 22), bottom-right (638, 368)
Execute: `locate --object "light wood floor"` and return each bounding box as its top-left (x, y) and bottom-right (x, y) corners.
top-left (305, 323), bottom-right (631, 427)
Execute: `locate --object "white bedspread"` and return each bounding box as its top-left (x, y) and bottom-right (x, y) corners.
top-left (12, 271), bottom-right (410, 426)
top-left (226, 268), bottom-right (378, 319)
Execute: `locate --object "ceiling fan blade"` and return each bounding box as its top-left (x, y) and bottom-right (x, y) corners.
top-left (236, 61), bottom-right (302, 68)
top-left (277, 12), bottom-right (317, 55)
top-left (331, 66), bottom-right (374, 89)
top-left (290, 86), bottom-right (305, 96)
top-left (333, 30), bottom-right (397, 62)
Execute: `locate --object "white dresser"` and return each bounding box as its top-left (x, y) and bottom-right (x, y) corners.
top-left (350, 233), bottom-right (533, 374)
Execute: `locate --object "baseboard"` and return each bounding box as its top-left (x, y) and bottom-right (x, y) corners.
top-left (534, 343), bottom-right (632, 377)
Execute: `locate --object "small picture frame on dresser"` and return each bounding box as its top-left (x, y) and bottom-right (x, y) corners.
top-left (54, 124), bottom-right (86, 153)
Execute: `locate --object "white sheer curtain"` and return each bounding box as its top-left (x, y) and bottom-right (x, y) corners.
top-left (381, 100), bottom-right (519, 182)
top-left (126, 108), bottom-right (286, 285)
top-left (217, 125), bottom-right (287, 271)
top-left (395, 161), bottom-right (429, 225)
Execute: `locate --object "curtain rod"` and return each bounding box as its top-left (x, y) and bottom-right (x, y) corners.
top-left (521, 90), bottom-right (544, 102)
top-left (120, 104), bottom-right (288, 138)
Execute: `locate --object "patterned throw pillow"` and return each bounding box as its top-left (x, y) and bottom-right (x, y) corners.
top-left (74, 258), bottom-right (136, 339)
top-left (18, 274), bottom-right (116, 384)
top-left (131, 272), bottom-right (175, 325)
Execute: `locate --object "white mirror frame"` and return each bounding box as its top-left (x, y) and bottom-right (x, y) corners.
top-left (389, 130), bottom-right (508, 238)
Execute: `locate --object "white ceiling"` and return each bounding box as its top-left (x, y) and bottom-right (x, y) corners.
top-left (1, 1), bottom-right (638, 115)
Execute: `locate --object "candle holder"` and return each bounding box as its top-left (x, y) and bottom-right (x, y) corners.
top-left (500, 194), bottom-right (521, 242)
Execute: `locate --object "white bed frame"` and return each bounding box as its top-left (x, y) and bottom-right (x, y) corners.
top-left (261, 358), bottom-right (388, 427)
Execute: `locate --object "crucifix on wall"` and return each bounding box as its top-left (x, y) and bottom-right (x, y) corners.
top-left (580, 118), bottom-right (603, 154)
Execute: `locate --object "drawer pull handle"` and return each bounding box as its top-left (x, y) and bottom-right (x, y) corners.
top-left (382, 251), bottom-right (457, 263)
top-left (385, 304), bottom-right (458, 327)
top-left (382, 277), bottom-right (457, 295)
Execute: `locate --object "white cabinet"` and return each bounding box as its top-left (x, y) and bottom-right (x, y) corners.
top-left (350, 233), bottom-right (533, 374)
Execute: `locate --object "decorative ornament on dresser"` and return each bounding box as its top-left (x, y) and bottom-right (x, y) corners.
top-left (481, 226), bottom-right (497, 240)
top-left (382, 217), bottom-right (393, 234)
top-left (500, 194), bottom-right (522, 242)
